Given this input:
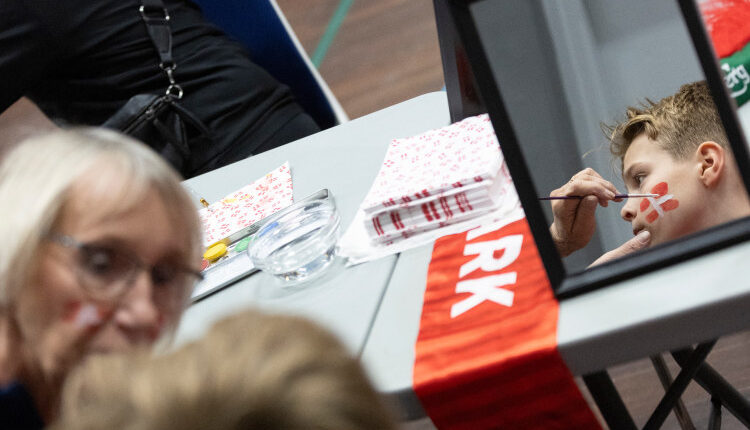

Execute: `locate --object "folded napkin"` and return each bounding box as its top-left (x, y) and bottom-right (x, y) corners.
top-left (199, 162), bottom-right (293, 246)
top-left (364, 114), bottom-right (509, 244)
top-left (361, 114), bottom-right (502, 212)
top-left (339, 114), bottom-right (520, 265)
top-left (365, 182), bottom-right (506, 243)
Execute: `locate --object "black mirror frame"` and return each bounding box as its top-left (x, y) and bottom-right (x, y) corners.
top-left (436, 0), bottom-right (750, 299)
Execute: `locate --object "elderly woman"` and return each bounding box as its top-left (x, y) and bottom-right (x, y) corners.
top-left (0, 128), bottom-right (203, 427)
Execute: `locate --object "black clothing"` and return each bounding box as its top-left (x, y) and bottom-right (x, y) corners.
top-left (0, 0), bottom-right (319, 176)
top-left (0, 382), bottom-right (44, 430)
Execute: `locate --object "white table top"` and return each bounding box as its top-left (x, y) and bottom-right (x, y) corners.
top-left (176, 91), bottom-right (750, 421)
top-left (361, 236), bottom-right (750, 387)
top-left (173, 92), bottom-right (452, 354)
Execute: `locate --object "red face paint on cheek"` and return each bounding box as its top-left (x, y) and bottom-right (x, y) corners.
top-left (661, 200), bottom-right (679, 211)
top-left (651, 182), bottom-right (668, 196)
top-left (63, 301), bottom-right (83, 323)
top-left (640, 199), bottom-right (650, 212)
top-left (63, 300), bottom-right (113, 328)
top-left (640, 182), bottom-right (680, 224)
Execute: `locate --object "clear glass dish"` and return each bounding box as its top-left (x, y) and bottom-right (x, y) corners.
top-left (248, 196), bottom-right (341, 284)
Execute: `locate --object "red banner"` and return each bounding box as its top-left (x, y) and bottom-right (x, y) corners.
top-left (413, 217), bottom-right (601, 429)
top-left (700, 0), bottom-right (750, 58)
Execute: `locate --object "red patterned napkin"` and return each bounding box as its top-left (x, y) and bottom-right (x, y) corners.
top-left (339, 115), bottom-right (518, 265)
top-left (366, 183), bottom-right (505, 243)
top-left (199, 162), bottom-right (293, 246)
top-left (361, 114), bottom-right (507, 244)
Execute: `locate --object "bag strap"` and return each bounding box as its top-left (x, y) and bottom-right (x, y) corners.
top-left (139, 0), bottom-right (184, 98)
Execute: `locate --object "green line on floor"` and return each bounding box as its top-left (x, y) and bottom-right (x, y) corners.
top-left (311, 0), bottom-right (355, 68)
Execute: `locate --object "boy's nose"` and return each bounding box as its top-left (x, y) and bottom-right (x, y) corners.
top-left (621, 199), bottom-right (637, 222)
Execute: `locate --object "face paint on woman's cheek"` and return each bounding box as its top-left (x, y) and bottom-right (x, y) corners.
top-left (63, 301), bottom-right (113, 330)
top-left (639, 182), bottom-right (679, 224)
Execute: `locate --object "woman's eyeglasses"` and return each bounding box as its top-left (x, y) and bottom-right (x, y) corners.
top-left (47, 233), bottom-right (203, 304)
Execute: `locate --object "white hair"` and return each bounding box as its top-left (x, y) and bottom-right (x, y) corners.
top-left (0, 128), bottom-right (203, 308)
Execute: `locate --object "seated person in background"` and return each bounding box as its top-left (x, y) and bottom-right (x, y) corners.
top-left (549, 81), bottom-right (750, 265)
top-left (0, 129), bottom-right (203, 427)
top-left (51, 310), bottom-right (397, 430)
top-left (0, 0), bottom-right (320, 177)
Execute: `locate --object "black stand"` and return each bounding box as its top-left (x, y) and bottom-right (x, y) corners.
top-left (583, 340), bottom-right (750, 429)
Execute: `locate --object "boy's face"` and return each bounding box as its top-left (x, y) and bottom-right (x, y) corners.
top-left (620, 134), bottom-right (707, 246)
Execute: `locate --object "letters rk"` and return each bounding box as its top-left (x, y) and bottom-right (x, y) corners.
top-left (450, 234), bottom-right (523, 318)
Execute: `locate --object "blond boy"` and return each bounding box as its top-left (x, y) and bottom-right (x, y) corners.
top-left (549, 81), bottom-right (750, 265)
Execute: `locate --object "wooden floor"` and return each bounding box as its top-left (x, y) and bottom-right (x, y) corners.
top-left (276, 2), bottom-right (750, 429)
top-left (276, 0), bottom-right (444, 119)
top-left (606, 332), bottom-right (750, 429)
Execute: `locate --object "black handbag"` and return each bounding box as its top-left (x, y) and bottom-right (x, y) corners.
top-left (102, 0), bottom-right (212, 176)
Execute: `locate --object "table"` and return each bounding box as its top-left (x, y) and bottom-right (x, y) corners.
top-left (173, 91), bottom-right (452, 354)
top-left (176, 91), bottom-right (750, 423)
top-left (363, 197), bottom-right (750, 421)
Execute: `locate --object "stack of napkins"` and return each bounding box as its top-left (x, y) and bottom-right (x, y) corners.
top-left (198, 162), bottom-right (293, 246)
top-left (359, 114), bottom-right (510, 245)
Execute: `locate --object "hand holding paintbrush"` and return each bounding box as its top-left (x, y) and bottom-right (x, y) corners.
top-left (547, 168), bottom-right (640, 256)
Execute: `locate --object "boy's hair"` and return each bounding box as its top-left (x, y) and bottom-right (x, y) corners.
top-left (52, 310), bottom-right (397, 430)
top-left (606, 81), bottom-right (728, 170)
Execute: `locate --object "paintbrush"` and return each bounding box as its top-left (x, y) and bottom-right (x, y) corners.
top-left (539, 193), bottom-right (658, 201)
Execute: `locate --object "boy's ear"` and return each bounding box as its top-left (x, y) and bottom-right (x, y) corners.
top-left (695, 141), bottom-right (725, 187)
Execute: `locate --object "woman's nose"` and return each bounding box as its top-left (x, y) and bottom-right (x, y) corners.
top-left (113, 271), bottom-right (163, 341)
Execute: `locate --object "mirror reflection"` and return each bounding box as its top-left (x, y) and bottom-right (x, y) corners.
top-left (471, 0), bottom-right (750, 273)
top-left (547, 80), bottom-right (750, 269)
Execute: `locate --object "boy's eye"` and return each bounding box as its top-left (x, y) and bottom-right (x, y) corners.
top-left (633, 174), bottom-right (645, 187)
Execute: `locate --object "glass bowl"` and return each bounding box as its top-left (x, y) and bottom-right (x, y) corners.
top-left (248, 196), bottom-right (341, 284)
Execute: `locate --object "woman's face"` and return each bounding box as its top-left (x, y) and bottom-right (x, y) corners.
top-left (14, 183), bottom-right (198, 382)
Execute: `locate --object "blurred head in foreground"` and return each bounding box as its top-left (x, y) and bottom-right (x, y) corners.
top-left (52, 310), bottom-right (397, 430)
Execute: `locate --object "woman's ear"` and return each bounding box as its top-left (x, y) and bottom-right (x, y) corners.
top-left (696, 141), bottom-right (725, 187)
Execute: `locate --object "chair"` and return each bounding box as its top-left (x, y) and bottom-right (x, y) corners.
top-left (190, 0), bottom-right (348, 130)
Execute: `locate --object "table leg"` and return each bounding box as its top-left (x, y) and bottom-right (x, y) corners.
top-left (708, 397), bottom-right (722, 430)
top-left (671, 347), bottom-right (750, 427)
top-left (643, 340), bottom-right (716, 430)
top-left (582, 371), bottom-right (637, 430)
top-left (650, 354), bottom-right (696, 430)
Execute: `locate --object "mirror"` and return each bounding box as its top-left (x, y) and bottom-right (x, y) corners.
top-left (438, 0), bottom-right (750, 298)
